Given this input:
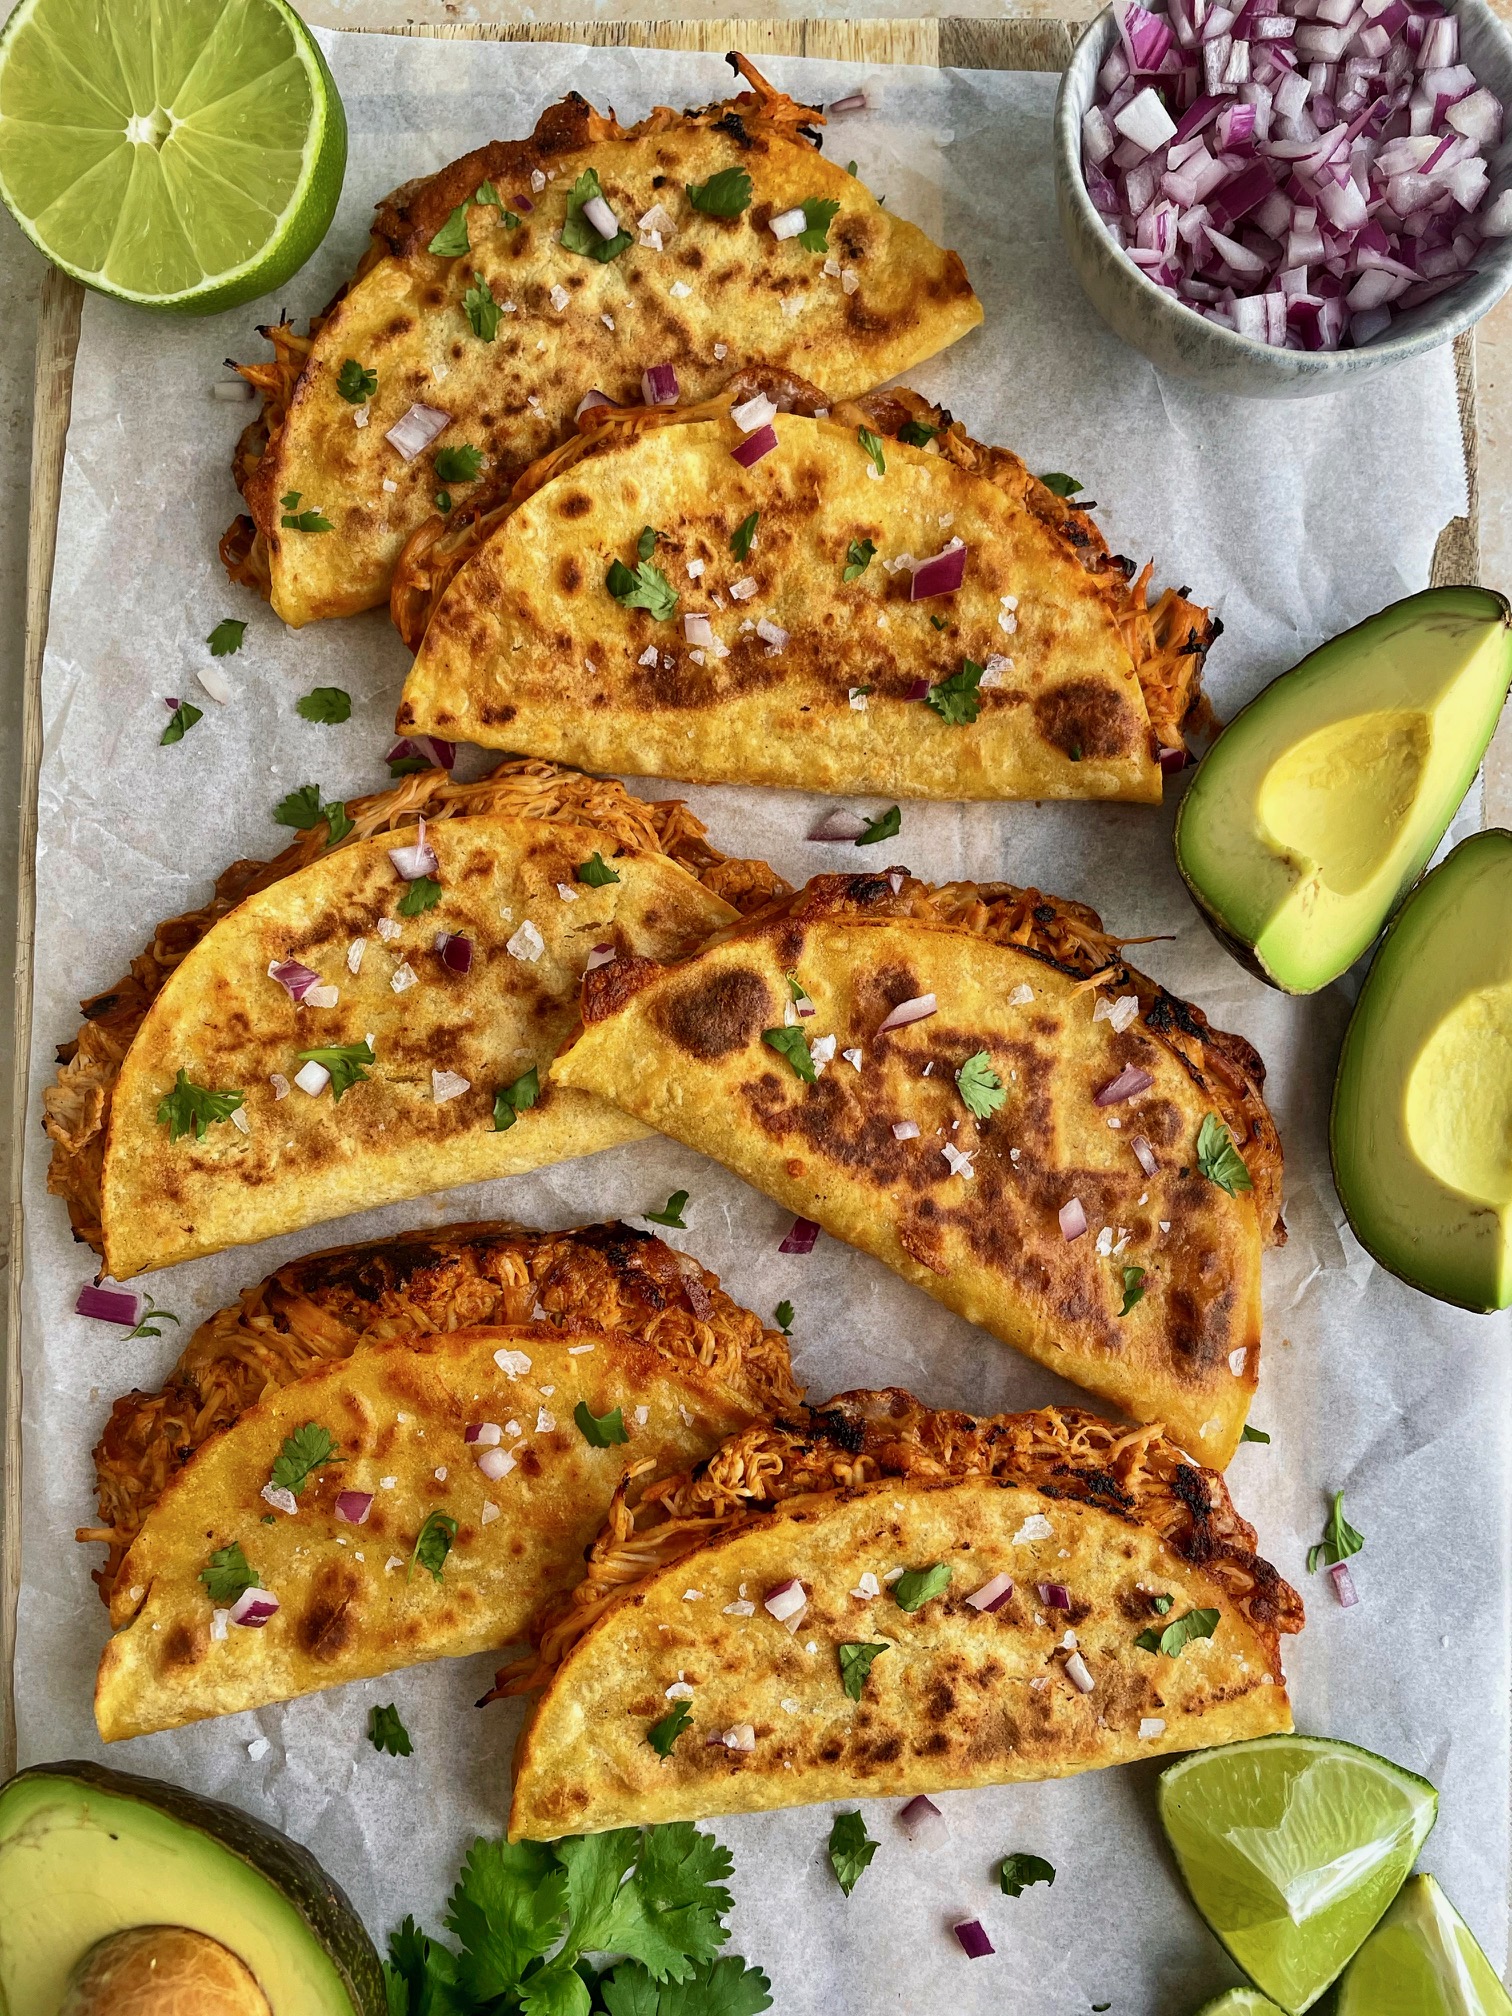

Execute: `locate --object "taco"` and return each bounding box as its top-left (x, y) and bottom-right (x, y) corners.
top-left (550, 871), bottom-right (1284, 1465)
top-left (505, 1389), bottom-right (1303, 1838)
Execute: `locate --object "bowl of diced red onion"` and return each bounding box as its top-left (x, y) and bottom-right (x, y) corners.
top-left (1054, 0), bottom-right (1512, 392)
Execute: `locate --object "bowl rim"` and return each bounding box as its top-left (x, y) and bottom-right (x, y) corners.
top-left (1054, 0), bottom-right (1512, 373)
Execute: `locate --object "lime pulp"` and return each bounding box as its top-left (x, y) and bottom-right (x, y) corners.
top-left (1194, 1992), bottom-right (1288, 2015)
top-left (1337, 1874), bottom-right (1512, 2016)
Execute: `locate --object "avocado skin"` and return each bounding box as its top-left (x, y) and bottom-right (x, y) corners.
top-left (1329, 829), bottom-right (1512, 1314)
top-left (1, 1760), bottom-right (387, 2016)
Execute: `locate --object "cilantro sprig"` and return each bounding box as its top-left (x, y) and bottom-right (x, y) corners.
top-left (796, 196), bottom-right (841, 251)
top-left (125, 1295), bottom-right (179, 1342)
top-left (279, 490), bottom-right (332, 533)
top-left (898, 420), bottom-right (938, 448)
top-left (397, 876), bottom-right (442, 916)
top-left (1135, 1607), bottom-right (1220, 1656)
top-left (200, 1541), bottom-right (258, 1606)
top-left (730, 510), bottom-right (760, 562)
top-left (296, 1041), bottom-right (375, 1101)
top-left (999, 1853), bottom-right (1056, 1898)
top-left (494, 1066), bottom-right (541, 1132)
top-left (1242, 1424), bottom-right (1272, 1445)
top-left (686, 165), bottom-right (753, 217)
top-left (843, 537), bottom-right (875, 581)
top-left (1197, 1113), bottom-right (1254, 1196)
top-left (369, 1703), bottom-right (413, 1757)
top-left (926, 658), bottom-right (985, 726)
top-left (647, 1702), bottom-right (693, 1757)
top-left (207, 618), bottom-right (246, 656)
top-left (761, 1025), bottom-right (815, 1083)
top-left (408, 1509), bottom-right (459, 1584)
top-left (838, 1640), bottom-right (889, 1701)
top-left (273, 783), bottom-right (352, 845)
top-left (271, 1422), bottom-right (338, 1495)
top-left (773, 1299), bottom-right (794, 1335)
top-left (607, 554), bottom-right (679, 622)
top-left (857, 427), bottom-right (886, 477)
top-left (562, 167), bottom-right (634, 261)
top-left (463, 274), bottom-right (501, 341)
top-left (577, 852), bottom-right (621, 887)
top-left (1119, 1265), bottom-right (1147, 1317)
top-left (827, 1812), bottom-right (878, 1898)
top-left (157, 1069), bottom-right (243, 1144)
top-left (1038, 471), bottom-right (1084, 498)
top-left (435, 444), bottom-right (484, 485)
top-left (161, 699), bottom-right (202, 745)
top-left (856, 804), bottom-right (901, 847)
top-left (575, 1400), bottom-right (629, 1448)
top-left (336, 358), bottom-right (377, 403)
top-left (645, 1190), bottom-right (689, 1229)
top-left (1307, 1491), bottom-right (1364, 1574)
top-left (955, 1050), bottom-right (1005, 1121)
top-left (893, 1562), bottom-right (951, 1612)
top-left (295, 685), bottom-right (351, 724)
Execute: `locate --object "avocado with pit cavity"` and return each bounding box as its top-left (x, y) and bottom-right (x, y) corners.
top-left (0, 1760), bottom-right (385, 2016)
top-left (1332, 829), bottom-right (1512, 1312)
top-left (1174, 587), bottom-right (1512, 994)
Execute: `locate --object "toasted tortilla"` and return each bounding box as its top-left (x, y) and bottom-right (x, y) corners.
top-left (506, 1390), bottom-right (1302, 1838)
top-left (95, 1322), bottom-right (766, 1741)
top-left (551, 873), bottom-right (1284, 1465)
top-left (79, 1218), bottom-right (803, 1605)
top-left (45, 761), bottom-right (786, 1279)
top-left (222, 58), bottom-right (982, 627)
top-left (394, 375), bottom-right (1216, 801)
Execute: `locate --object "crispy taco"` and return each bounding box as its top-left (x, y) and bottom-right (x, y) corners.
top-left (79, 1217), bottom-right (803, 1605)
top-left (393, 373), bottom-right (1215, 802)
top-left (504, 1390), bottom-right (1303, 1838)
top-left (44, 761), bottom-right (787, 1280)
top-left (550, 872), bottom-right (1284, 1466)
top-left (221, 56), bottom-right (982, 627)
top-left (94, 1308), bottom-right (789, 1742)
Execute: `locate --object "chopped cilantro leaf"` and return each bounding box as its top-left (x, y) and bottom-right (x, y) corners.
top-left (898, 420), bottom-right (938, 447)
top-left (1119, 1264), bottom-right (1147, 1317)
top-left (637, 525), bottom-right (661, 562)
top-left (647, 1701), bottom-right (693, 1756)
top-left (577, 851), bottom-right (621, 887)
top-left (271, 1422), bottom-right (338, 1495)
top-left (857, 426), bottom-right (886, 477)
top-left (730, 510), bottom-right (760, 561)
top-left (838, 1640), bottom-right (889, 1701)
top-left (797, 196), bottom-right (841, 252)
top-left (463, 274), bottom-right (501, 341)
top-left (435, 491), bottom-right (452, 514)
top-left (336, 357), bottom-right (377, 403)
top-left (428, 202), bottom-right (473, 257)
top-left (281, 491), bottom-right (301, 509)
top-left (956, 1050), bottom-right (1005, 1121)
top-left (368, 1703), bottom-right (413, 1757)
top-left (160, 700), bottom-right (202, 745)
top-left (434, 443), bottom-right (484, 484)
top-left (774, 1299), bottom-right (794, 1335)
top-left (999, 1853), bottom-right (1056, 1898)
top-left (686, 165), bottom-right (753, 217)
top-left (575, 1399), bottom-right (629, 1448)
top-left (408, 1509), bottom-right (459, 1584)
top-left (762, 1025), bottom-right (815, 1083)
top-left (606, 555), bottom-right (679, 622)
top-left (296, 1041), bottom-right (375, 1102)
top-left (207, 617), bottom-right (246, 656)
top-left (1307, 1490), bottom-right (1364, 1574)
top-left (843, 537), bottom-right (876, 581)
top-left (280, 498), bottom-right (333, 533)
top-left (893, 1562), bottom-right (951, 1611)
top-left (1152, 1594), bottom-right (1175, 1615)
top-left (324, 802), bottom-right (354, 846)
top-left (856, 804), bottom-right (901, 847)
top-left (1197, 1112), bottom-right (1254, 1195)
top-left (273, 783), bottom-right (324, 829)
top-left (926, 658), bottom-right (984, 726)
top-left (846, 159), bottom-right (858, 175)
top-left (125, 1295), bottom-right (179, 1342)
top-left (828, 1811), bottom-right (878, 1897)
top-left (397, 876), bottom-right (442, 916)
top-left (493, 1065), bottom-right (540, 1131)
top-left (1038, 471), bottom-right (1084, 498)
top-left (645, 1189), bottom-right (689, 1228)
top-left (929, 614), bottom-right (948, 631)
top-left (1135, 1607), bottom-right (1220, 1656)
top-left (1242, 1424), bottom-right (1271, 1445)
top-left (561, 167), bottom-right (633, 260)
top-left (295, 685), bottom-right (352, 724)
top-left (157, 1069), bottom-right (243, 1144)
top-left (200, 1542), bottom-right (258, 1606)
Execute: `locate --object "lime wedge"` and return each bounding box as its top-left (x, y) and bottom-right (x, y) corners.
top-left (1195, 1993), bottom-right (1288, 2015)
top-left (1338, 1875), bottom-right (1512, 2016)
top-left (0, 0), bottom-right (344, 313)
top-left (1160, 1734), bottom-right (1439, 2014)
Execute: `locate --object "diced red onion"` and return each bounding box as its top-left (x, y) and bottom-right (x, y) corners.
top-left (466, 1421), bottom-right (503, 1446)
top-left (903, 678), bottom-right (932, 701)
top-left (1039, 1582), bottom-right (1072, 1610)
top-left (585, 943), bottom-right (617, 971)
top-left (386, 403), bottom-right (450, 461)
top-left (229, 1588), bottom-right (280, 1627)
top-left (389, 816), bottom-right (438, 882)
top-left (387, 735), bottom-right (457, 772)
top-left (440, 933), bottom-right (473, 974)
top-left (583, 194), bottom-right (621, 240)
top-left (1158, 744), bottom-right (1190, 773)
top-left (877, 993), bottom-right (938, 1033)
top-left (1059, 1197), bottom-right (1088, 1242)
top-left (887, 872), bottom-right (907, 894)
top-left (770, 206), bottom-right (808, 240)
top-left (576, 388), bottom-right (612, 421)
top-left (828, 90), bottom-right (870, 113)
top-left (953, 1920), bottom-right (995, 1960)
top-left (1066, 1650), bottom-right (1097, 1692)
top-left (75, 1283), bottom-right (145, 1326)
top-left (966, 1572), bottom-right (1015, 1612)
top-left (764, 1577), bottom-right (809, 1623)
top-left (731, 423), bottom-right (778, 468)
top-left (898, 1795), bottom-right (949, 1848)
top-left (335, 1491), bottom-right (373, 1525)
top-left (1095, 1064), bottom-right (1156, 1106)
top-left (268, 958), bottom-right (321, 1002)
top-left (1329, 1560), bottom-right (1360, 1607)
top-left (893, 1119), bottom-right (921, 1141)
top-left (1131, 1133), bottom-right (1160, 1177)
top-left (909, 543), bottom-right (968, 599)
top-left (642, 362), bottom-right (680, 407)
top-left (808, 808), bottom-right (870, 842)
top-left (731, 391), bottom-right (778, 432)
top-left (478, 1446), bottom-right (514, 1481)
top-left (778, 1216), bottom-right (820, 1254)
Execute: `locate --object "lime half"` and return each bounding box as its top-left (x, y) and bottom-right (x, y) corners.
top-left (0, 0), bottom-right (345, 313)
top-left (1338, 1874), bottom-right (1512, 2016)
top-left (1160, 1735), bottom-right (1439, 2014)
top-left (1195, 1993), bottom-right (1288, 2015)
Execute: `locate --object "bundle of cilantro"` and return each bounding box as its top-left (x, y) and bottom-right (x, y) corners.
top-left (382, 1823), bottom-right (772, 2016)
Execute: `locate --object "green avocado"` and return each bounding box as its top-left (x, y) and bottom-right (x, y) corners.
top-left (1174, 587), bottom-right (1512, 994)
top-left (0, 1760), bottom-right (386, 2016)
top-left (1336, 1874), bottom-right (1512, 2016)
top-left (1332, 830), bottom-right (1512, 1312)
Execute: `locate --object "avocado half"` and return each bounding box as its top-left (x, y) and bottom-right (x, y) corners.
top-left (1332, 830), bottom-right (1512, 1313)
top-left (1174, 586), bottom-right (1512, 995)
top-left (0, 1760), bottom-right (386, 2016)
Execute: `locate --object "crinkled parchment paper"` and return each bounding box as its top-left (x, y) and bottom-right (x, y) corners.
top-left (15, 32), bottom-right (1508, 2013)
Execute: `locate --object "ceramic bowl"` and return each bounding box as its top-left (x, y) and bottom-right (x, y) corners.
top-left (1053, 0), bottom-right (1512, 396)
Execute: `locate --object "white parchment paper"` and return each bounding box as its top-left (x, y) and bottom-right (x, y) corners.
top-left (16, 32), bottom-right (1510, 2012)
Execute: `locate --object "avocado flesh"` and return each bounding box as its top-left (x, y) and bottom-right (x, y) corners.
top-left (0, 1764), bottom-right (383, 2016)
top-left (1332, 830), bottom-right (1512, 1312)
top-left (1175, 587), bottom-right (1512, 994)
